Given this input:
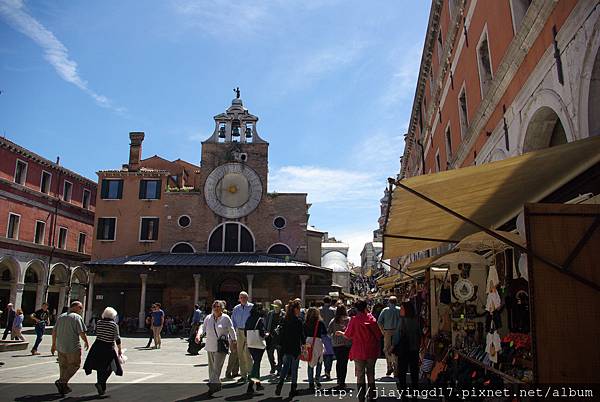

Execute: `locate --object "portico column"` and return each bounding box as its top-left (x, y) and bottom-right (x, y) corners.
top-left (85, 273), bottom-right (95, 325)
top-left (10, 282), bottom-right (24, 308)
top-left (246, 274), bottom-right (254, 300)
top-left (299, 275), bottom-right (310, 306)
top-left (57, 286), bottom-right (68, 313)
top-left (193, 274), bottom-right (201, 305)
top-left (35, 283), bottom-right (46, 309)
top-left (138, 273), bottom-right (148, 329)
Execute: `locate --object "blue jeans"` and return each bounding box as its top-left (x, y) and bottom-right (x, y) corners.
top-left (279, 354), bottom-right (299, 385)
top-left (307, 361), bottom-right (322, 385)
top-left (324, 354), bottom-right (334, 374)
top-left (32, 323), bottom-right (45, 351)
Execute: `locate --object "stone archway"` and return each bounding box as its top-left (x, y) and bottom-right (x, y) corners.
top-left (70, 267), bottom-right (88, 307)
top-left (48, 263), bottom-right (70, 318)
top-left (22, 260), bottom-right (46, 315)
top-left (588, 47), bottom-right (600, 137)
top-left (214, 277), bottom-right (243, 312)
top-left (0, 256), bottom-right (20, 314)
top-left (522, 106), bottom-right (568, 153)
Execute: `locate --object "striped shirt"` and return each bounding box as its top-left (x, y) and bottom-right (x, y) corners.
top-left (96, 318), bottom-right (121, 345)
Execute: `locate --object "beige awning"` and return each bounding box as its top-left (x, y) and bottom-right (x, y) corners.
top-left (383, 136), bottom-right (600, 259)
top-left (406, 252), bottom-right (451, 272)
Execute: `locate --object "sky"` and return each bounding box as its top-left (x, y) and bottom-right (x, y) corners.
top-left (0, 0), bottom-right (428, 264)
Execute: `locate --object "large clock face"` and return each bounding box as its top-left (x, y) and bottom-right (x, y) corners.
top-left (204, 163), bottom-right (263, 218)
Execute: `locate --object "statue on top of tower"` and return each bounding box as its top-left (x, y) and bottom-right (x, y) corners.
top-left (234, 87), bottom-right (240, 99)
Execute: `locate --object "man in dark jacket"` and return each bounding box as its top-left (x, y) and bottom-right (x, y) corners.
top-left (2, 303), bottom-right (15, 340)
top-left (265, 299), bottom-right (285, 375)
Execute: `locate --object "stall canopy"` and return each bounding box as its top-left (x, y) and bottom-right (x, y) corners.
top-left (383, 136), bottom-right (600, 259)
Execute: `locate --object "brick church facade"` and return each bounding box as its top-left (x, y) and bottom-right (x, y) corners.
top-left (86, 95), bottom-right (333, 325)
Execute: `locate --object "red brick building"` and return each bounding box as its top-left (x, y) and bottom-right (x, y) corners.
top-left (0, 137), bottom-right (95, 322)
top-left (87, 96), bottom-right (333, 326)
top-left (396, 0), bottom-right (600, 265)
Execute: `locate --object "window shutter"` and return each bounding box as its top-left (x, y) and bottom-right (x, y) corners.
top-left (97, 219), bottom-right (104, 239)
top-left (101, 180), bottom-right (108, 199)
top-left (153, 218), bottom-right (159, 239)
top-left (139, 180), bottom-right (146, 199)
top-left (156, 180), bottom-right (162, 199)
top-left (117, 180), bottom-right (123, 199)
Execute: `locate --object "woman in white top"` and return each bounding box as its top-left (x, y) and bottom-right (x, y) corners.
top-left (196, 300), bottom-right (237, 395)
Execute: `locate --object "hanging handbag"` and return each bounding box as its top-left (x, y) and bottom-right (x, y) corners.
top-left (300, 320), bottom-right (319, 362)
top-left (246, 318), bottom-right (266, 349)
top-left (213, 318), bottom-right (229, 354)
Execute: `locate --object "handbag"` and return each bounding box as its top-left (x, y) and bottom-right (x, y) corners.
top-left (213, 319), bottom-right (229, 354)
top-left (300, 320), bottom-right (319, 362)
top-left (247, 318), bottom-right (266, 349)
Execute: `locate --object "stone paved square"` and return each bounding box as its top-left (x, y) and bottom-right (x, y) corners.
top-left (0, 333), bottom-right (401, 401)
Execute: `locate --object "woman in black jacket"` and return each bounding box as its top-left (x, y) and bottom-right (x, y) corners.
top-left (393, 302), bottom-right (421, 389)
top-left (275, 300), bottom-right (306, 398)
top-left (83, 307), bottom-right (123, 395)
top-left (244, 304), bottom-right (266, 394)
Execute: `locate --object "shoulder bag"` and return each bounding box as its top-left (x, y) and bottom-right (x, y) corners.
top-left (247, 318), bottom-right (266, 349)
top-left (213, 318), bottom-right (229, 354)
top-left (300, 320), bottom-right (319, 362)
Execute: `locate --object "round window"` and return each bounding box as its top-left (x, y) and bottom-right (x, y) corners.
top-left (273, 216), bottom-right (286, 229)
top-left (178, 215), bottom-right (191, 228)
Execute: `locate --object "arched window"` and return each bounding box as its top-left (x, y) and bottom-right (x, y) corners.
top-left (25, 269), bottom-right (38, 283)
top-left (268, 243), bottom-right (292, 255)
top-left (171, 242), bottom-right (195, 254)
top-left (1, 269), bottom-right (11, 282)
top-left (208, 222), bottom-right (254, 253)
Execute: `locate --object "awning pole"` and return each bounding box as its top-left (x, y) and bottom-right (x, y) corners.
top-left (393, 181), bottom-right (600, 293)
top-left (383, 233), bottom-right (461, 243)
top-left (378, 258), bottom-right (419, 281)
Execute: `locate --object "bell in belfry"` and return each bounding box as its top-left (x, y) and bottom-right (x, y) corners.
top-left (219, 126), bottom-right (226, 138)
top-left (245, 127), bottom-right (252, 138)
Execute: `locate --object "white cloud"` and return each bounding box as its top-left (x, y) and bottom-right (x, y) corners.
top-left (270, 165), bottom-right (380, 205)
top-left (380, 44), bottom-right (423, 109)
top-left (171, 0), bottom-right (274, 38)
top-left (0, 0), bottom-right (122, 112)
top-left (333, 229), bottom-right (375, 266)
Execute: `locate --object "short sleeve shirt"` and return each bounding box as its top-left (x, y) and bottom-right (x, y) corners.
top-left (152, 309), bottom-right (165, 326)
top-left (33, 309), bottom-right (49, 324)
top-left (55, 312), bottom-right (86, 353)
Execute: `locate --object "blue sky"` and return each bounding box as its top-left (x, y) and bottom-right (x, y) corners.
top-left (0, 0), bottom-right (428, 264)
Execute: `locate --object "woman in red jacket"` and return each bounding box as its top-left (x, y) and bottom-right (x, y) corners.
top-left (336, 299), bottom-right (382, 402)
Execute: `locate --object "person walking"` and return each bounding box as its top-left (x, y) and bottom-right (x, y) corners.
top-left (51, 301), bottom-right (89, 396)
top-left (304, 307), bottom-right (327, 391)
top-left (245, 304), bottom-right (267, 394)
top-left (2, 303), bottom-right (16, 340)
top-left (31, 302), bottom-right (50, 355)
top-left (144, 305), bottom-right (154, 348)
top-left (151, 302), bottom-right (164, 349)
top-left (393, 302), bottom-right (421, 390)
top-left (189, 304), bottom-right (202, 342)
top-left (12, 308), bottom-right (25, 341)
top-left (231, 291), bottom-right (253, 383)
top-left (328, 304), bottom-right (352, 389)
top-left (319, 297), bottom-right (336, 381)
top-left (83, 307), bottom-right (123, 395)
top-left (265, 299), bottom-right (284, 375)
top-left (336, 299), bottom-right (382, 402)
top-left (196, 300), bottom-right (236, 396)
top-left (275, 300), bottom-right (306, 398)
top-left (224, 302), bottom-right (240, 379)
top-left (378, 296), bottom-right (401, 376)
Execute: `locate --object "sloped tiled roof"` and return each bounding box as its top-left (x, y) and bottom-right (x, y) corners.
top-left (87, 252), bottom-right (331, 272)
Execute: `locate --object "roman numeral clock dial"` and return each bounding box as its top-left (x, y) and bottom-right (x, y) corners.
top-left (204, 163), bottom-right (263, 219)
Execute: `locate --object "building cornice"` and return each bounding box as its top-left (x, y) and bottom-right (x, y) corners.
top-left (0, 137), bottom-right (96, 186)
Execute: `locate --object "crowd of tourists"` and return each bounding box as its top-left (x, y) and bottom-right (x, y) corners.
top-left (1, 294), bottom-right (420, 401)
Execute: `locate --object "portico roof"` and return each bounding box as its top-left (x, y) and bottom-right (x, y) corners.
top-left (86, 252), bottom-right (331, 273)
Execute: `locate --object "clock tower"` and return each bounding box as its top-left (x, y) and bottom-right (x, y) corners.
top-left (200, 93), bottom-right (269, 219)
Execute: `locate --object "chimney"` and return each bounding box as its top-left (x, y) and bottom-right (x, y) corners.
top-left (128, 132), bottom-right (145, 171)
